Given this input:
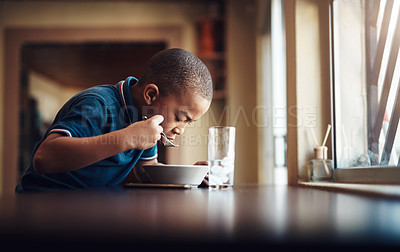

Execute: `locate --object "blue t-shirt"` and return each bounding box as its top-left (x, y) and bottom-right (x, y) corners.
top-left (16, 77), bottom-right (157, 192)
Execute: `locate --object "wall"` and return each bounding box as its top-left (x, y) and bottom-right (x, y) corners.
top-left (175, 0), bottom-right (261, 184)
top-left (285, 0), bottom-right (332, 184)
top-left (226, 0), bottom-right (259, 183)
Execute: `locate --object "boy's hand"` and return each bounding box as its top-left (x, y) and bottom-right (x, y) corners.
top-left (125, 115), bottom-right (164, 150)
top-left (194, 161), bottom-right (209, 188)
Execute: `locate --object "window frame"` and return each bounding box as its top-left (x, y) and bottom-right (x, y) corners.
top-left (330, 0), bottom-right (400, 184)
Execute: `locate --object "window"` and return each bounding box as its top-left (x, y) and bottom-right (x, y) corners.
top-left (271, 0), bottom-right (287, 184)
top-left (332, 0), bottom-right (400, 183)
top-left (260, 0), bottom-right (287, 185)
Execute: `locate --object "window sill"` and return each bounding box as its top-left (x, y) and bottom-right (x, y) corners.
top-left (299, 181), bottom-right (400, 198)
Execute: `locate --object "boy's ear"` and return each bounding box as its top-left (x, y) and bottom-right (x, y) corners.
top-left (143, 84), bottom-right (159, 105)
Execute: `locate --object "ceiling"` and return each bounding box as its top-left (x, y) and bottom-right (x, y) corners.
top-left (22, 42), bottom-right (166, 88)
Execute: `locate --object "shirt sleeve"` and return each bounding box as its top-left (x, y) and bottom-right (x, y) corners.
top-left (48, 94), bottom-right (111, 138)
top-left (140, 144), bottom-right (158, 161)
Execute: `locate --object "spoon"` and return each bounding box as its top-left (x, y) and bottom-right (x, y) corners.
top-left (160, 132), bottom-right (179, 148)
top-left (142, 116), bottom-right (179, 148)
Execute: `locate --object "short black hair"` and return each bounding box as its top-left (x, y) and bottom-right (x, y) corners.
top-left (137, 48), bottom-right (213, 101)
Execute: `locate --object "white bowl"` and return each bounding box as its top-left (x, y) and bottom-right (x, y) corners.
top-left (142, 164), bottom-right (209, 186)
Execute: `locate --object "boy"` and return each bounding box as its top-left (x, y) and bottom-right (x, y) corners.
top-left (16, 48), bottom-right (212, 192)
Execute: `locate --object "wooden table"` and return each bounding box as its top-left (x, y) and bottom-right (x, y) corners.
top-left (0, 184), bottom-right (399, 249)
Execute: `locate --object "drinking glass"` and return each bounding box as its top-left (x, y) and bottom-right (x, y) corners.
top-left (208, 126), bottom-right (236, 189)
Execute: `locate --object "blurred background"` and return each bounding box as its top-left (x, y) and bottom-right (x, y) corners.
top-left (0, 0), bottom-right (288, 194)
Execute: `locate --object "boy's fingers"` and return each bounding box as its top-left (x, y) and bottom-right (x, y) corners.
top-left (194, 161), bottom-right (208, 166)
top-left (156, 126), bottom-right (163, 138)
top-left (199, 177), bottom-right (209, 188)
top-left (149, 115), bottom-right (164, 125)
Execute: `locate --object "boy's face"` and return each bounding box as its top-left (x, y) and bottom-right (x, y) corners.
top-left (147, 92), bottom-right (210, 141)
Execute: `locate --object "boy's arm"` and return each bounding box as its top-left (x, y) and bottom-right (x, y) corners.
top-left (33, 115), bottom-right (164, 174)
top-left (122, 158), bottom-right (158, 184)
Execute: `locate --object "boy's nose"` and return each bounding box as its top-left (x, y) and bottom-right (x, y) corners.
top-left (173, 126), bottom-right (185, 135)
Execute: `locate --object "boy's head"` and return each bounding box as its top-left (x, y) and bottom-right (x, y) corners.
top-left (137, 48), bottom-right (213, 101)
top-left (137, 48), bottom-right (213, 141)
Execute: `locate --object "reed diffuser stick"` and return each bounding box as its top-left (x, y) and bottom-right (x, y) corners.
top-left (322, 124), bottom-right (331, 147)
top-left (321, 124), bottom-right (332, 175)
